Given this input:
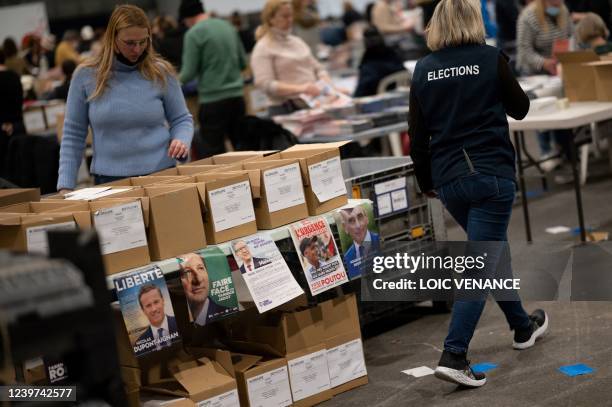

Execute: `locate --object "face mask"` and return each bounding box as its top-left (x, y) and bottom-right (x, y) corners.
top-left (546, 6), bottom-right (560, 17)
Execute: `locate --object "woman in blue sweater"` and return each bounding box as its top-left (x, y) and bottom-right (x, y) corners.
top-left (58, 5), bottom-right (193, 192)
top-left (409, 0), bottom-right (548, 388)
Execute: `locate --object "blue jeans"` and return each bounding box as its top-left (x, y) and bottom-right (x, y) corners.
top-left (437, 172), bottom-right (531, 355)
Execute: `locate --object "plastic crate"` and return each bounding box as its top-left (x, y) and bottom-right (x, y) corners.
top-left (342, 157), bottom-right (433, 241)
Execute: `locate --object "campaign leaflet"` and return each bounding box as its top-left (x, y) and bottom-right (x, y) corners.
top-left (332, 202), bottom-right (381, 280)
top-left (289, 217), bottom-right (348, 295)
top-left (177, 247), bottom-right (239, 326)
top-left (230, 233), bottom-right (304, 313)
top-left (114, 266), bottom-right (181, 358)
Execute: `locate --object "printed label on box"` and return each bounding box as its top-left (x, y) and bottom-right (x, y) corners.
top-left (376, 194), bottom-right (392, 216)
top-left (197, 389), bottom-right (240, 407)
top-left (263, 163), bottom-right (306, 213)
top-left (391, 189), bottom-right (408, 211)
top-left (93, 201), bottom-right (147, 255)
top-left (246, 366), bottom-right (293, 407)
top-left (326, 339), bottom-right (367, 387)
top-left (208, 181), bottom-right (256, 232)
top-left (287, 350), bottom-right (331, 402)
top-left (26, 221), bottom-right (77, 255)
top-left (308, 156), bottom-right (347, 202)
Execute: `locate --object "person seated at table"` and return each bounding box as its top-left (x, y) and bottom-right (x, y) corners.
top-left (354, 26), bottom-right (407, 97)
top-left (516, 0), bottom-right (573, 171)
top-left (371, 0), bottom-right (413, 34)
top-left (43, 59), bottom-right (77, 101)
top-left (575, 12), bottom-right (612, 54)
top-left (251, 0), bottom-right (333, 116)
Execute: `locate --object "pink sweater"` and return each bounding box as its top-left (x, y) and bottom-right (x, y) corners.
top-left (251, 30), bottom-right (328, 106)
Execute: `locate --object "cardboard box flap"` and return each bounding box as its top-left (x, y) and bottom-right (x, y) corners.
top-left (230, 353), bottom-right (263, 374)
top-left (40, 201), bottom-right (90, 212)
top-left (185, 347), bottom-right (236, 379)
top-left (0, 214), bottom-right (24, 226)
top-left (557, 50), bottom-right (599, 63)
top-left (174, 166), bottom-right (219, 176)
top-left (0, 202), bottom-right (30, 213)
top-left (0, 188), bottom-right (41, 207)
top-left (200, 170), bottom-right (261, 198)
top-left (212, 152), bottom-right (264, 165)
top-left (50, 211), bottom-right (92, 229)
top-left (174, 359), bottom-right (235, 396)
top-left (144, 184), bottom-right (196, 198)
top-left (184, 157), bottom-right (214, 166)
top-left (243, 159), bottom-right (299, 171)
top-left (584, 60), bottom-right (612, 67)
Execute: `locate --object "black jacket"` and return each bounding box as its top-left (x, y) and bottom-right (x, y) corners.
top-left (409, 44), bottom-right (529, 192)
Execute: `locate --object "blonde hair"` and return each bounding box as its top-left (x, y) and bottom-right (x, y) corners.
top-left (255, 0), bottom-right (293, 40)
top-left (575, 12), bottom-right (609, 45)
top-left (82, 5), bottom-right (175, 100)
top-left (426, 0), bottom-right (485, 51)
top-left (531, 0), bottom-right (569, 32)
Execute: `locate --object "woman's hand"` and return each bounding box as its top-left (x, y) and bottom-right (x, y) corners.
top-left (301, 83), bottom-right (321, 97)
top-left (58, 189), bottom-right (73, 195)
top-left (542, 58), bottom-right (558, 76)
top-left (168, 139), bottom-right (189, 159)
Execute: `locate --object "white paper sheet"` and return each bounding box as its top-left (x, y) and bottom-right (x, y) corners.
top-left (374, 177), bottom-right (406, 195)
top-left (391, 189), bottom-right (409, 211)
top-left (401, 366), bottom-right (435, 378)
top-left (308, 156), bottom-right (347, 203)
top-left (65, 187), bottom-right (132, 201)
top-left (376, 193), bottom-right (392, 216)
top-left (26, 221), bottom-right (77, 255)
top-left (263, 163), bottom-right (306, 213)
top-left (326, 339), bottom-right (367, 387)
top-left (287, 350), bottom-right (331, 402)
top-left (246, 366), bottom-right (293, 407)
top-left (231, 234), bottom-right (304, 313)
top-left (93, 201), bottom-right (147, 255)
top-left (208, 181), bottom-right (256, 232)
top-left (23, 109), bottom-right (46, 132)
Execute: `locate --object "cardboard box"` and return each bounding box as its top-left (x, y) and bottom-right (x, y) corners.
top-left (102, 176), bottom-right (194, 187)
top-left (141, 350), bottom-right (239, 405)
top-left (0, 212), bottom-right (92, 253)
top-left (0, 188), bottom-right (40, 207)
top-left (226, 302), bottom-right (325, 357)
top-left (42, 186), bottom-right (139, 201)
top-left (90, 198), bottom-right (151, 274)
top-left (557, 51), bottom-right (599, 101)
top-left (320, 294), bottom-right (368, 395)
top-left (285, 344), bottom-right (333, 407)
top-left (165, 173), bottom-right (257, 244)
top-left (0, 200), bottom-right (89, 216)
top-left (278, 143), bottom-right (349, 216)
top-left (242, 159), bottom-right (309, 229)
top-left (232, 354), bottom-right (293, 407)
top-left (584, 60), bottom-right (612, 101)
top-left (110, 185), bottom-right (206, 261)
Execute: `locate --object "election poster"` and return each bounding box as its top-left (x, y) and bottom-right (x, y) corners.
top-left (289, 217), bottom-right (348, 295)
top-left (332, 202), bottom-right (380, 280)
top-left (113, 266), bottom-right (181, 358)
top-left (177, 247), bottom-right (239, 326)
top-left (230, 233), bottom-right (304, 313)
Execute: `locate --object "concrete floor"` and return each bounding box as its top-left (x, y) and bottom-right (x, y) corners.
top-left (323, 153), bottom-right (612, 406)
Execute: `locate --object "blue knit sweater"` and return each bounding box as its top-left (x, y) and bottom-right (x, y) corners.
top-left (57, 58), bottom-right (193, 190)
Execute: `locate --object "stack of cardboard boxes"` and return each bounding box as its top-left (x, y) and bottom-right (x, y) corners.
top-left (115, 294), bottom-right (366, 407)
top-left (1, 144), bottom-right (372, 406)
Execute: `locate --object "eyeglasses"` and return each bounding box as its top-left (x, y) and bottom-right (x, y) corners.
top-left (118, 37), bottom-right (149, 49)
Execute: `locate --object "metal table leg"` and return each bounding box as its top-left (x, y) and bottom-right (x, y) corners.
top-left (568, 133), bottom-right (587, 242)
top-left (514, 131), bottom-right (532, 242)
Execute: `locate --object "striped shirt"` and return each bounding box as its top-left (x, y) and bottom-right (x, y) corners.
top-left (516, 5), bottom-right (573, 75)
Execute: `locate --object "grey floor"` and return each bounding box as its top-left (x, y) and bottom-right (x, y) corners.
top-left (323, 150), bottom-right (612, 406)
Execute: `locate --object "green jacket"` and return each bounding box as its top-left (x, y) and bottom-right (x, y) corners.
top-left (179, 18), bottom-right (246, 104)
